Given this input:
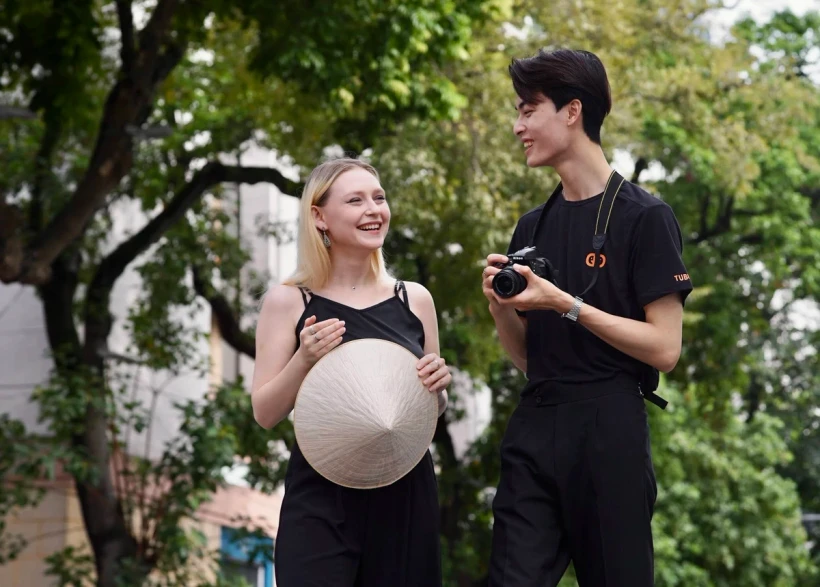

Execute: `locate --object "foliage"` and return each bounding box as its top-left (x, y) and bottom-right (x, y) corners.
top-left (1, 1), bottom-right (819, 586)
top-left (651, 388), bottom-right (816, 586)
top-left (0, 0), bottom-right (491, 585)
top-left (372, 2), bottom-right (820, 585)
top-left (45, 546), bottom-right (97, 587)
top-left (0, 415), bottom-right (70, 564)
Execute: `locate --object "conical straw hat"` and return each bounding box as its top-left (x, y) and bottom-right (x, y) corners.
top-left (294, 338), bottom-right (439, 489)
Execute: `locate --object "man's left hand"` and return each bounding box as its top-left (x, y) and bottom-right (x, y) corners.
top-left (495, 264), bottom-right (574, 314)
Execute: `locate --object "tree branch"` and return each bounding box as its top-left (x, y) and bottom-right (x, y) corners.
top-left (38, 252), bottom-right (83, 364)
top-left (192, 266), bottom-right (256, 358)
top-left (108, 162), bottom-right (298, 284)
top-left (28, 115), bottom-right (63, 234)
top-left (802, 187), bottom-right (820, 205)
top-left (739, 233), bottom-right (764, 246)
top-left (83, 162), bottom-right (295, 360)
top-left (746, 373), bottom-right (764, 421)
top-left (0, 116), bottom-right (60, 283)
top-left (720, 196), bottom-right (734, 227)
top-left (5, 0), bottom-right (186, 286)
top-left (432, 407), bottom-right (466, 574)
top-left (99, 350), bottom-right (150, 366)
top-left (152, 43), bottom-right (186, 89)
top-left (691, 195), bottom-right (736, 244)
top-left (433, 413), bottom-right (457, 468)
top-left (631, 157), bottom-right (648, 183)
top-left (135, 0), bottom-right (179, 81)
top-left (0, 106), bottom-right (36, 120)
top-left (0, 202), bottom-right (25, 283)
top-left (115, 0), bottom-right (136, 73)
top-left (698, 193), bottom-right (711, 240)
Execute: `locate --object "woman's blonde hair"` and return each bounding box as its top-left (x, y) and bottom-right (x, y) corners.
top-left (283, 158), bottom-right (391, 291)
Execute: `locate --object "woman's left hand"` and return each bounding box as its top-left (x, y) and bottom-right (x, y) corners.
top-left (417, 354), bottom-right (451, 393)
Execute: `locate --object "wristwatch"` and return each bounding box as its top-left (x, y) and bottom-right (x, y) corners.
top-left (562, 296), bottom-right (584, 322)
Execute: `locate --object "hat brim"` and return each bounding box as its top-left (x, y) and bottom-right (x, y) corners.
top-left (294, 338), bottom-right (439, 489)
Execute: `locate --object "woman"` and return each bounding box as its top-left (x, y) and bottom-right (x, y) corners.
top-left (251, 157), bottom-right (451, 586)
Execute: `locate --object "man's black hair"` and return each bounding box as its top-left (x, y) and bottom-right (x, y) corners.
top-left (509, 48), bottom-right (612, 144)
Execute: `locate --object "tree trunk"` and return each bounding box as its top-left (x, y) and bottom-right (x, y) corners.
top-left (433, 414), bottom-right (479, 585)
top-left (746, 374), bottom-right (763, 421)
top-left (39, 253), bottom-right (149, 586)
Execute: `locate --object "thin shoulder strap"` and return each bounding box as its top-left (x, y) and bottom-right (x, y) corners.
top-left (394, 280), bottom-right (409, 307)
top-left (297, 286), bottom-right (311, 308)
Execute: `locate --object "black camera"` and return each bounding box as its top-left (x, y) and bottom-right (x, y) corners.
top-left (492, 246), bottom-right (558, 298)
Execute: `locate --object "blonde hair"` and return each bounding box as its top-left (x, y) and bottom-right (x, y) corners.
top-left (283, 158), bottom-right (391, 291)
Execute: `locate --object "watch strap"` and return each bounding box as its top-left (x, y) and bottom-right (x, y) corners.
top-left (562, 296), bottom-right (584, 322)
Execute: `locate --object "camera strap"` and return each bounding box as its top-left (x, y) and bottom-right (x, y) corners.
top-left (527, 171), bottom-right (670, 410)
top-left (581, 170), bottom-right (624, 297)
top-left (529, 169), bottom-right (625, 298)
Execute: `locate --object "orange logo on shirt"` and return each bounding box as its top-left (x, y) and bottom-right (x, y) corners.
top-left (674, 273), bottom-right (690, 282)
top-left (585, 253), bottom-right (607, 268)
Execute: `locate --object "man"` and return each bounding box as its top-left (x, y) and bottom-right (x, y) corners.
top-left (482, 49), bottom-right (692, 586)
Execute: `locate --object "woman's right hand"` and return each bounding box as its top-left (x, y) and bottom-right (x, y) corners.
top-left (296, 315), bottom-right (346, 367)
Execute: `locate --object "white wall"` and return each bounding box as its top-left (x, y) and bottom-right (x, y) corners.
top-left (0, 198), bottom-right (212, 461)
top-left (218, 144), bottom-right (300, 389)
top-left (0, 284), bottom-right (52, 434)
top-left (98, 197), bottom-right (211, 461)
top-left (446, 371), bottom-right (492, 460)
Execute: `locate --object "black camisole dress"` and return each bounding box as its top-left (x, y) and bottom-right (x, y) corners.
top-left (273, 280), bottom-right (442, 587)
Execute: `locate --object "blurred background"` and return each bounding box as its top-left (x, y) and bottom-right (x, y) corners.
top-left (1, 0), bottom-right (819, 585)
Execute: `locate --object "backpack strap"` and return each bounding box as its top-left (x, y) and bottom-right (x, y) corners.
top-left (642, 389), bottom-right (668, 410)
top-left (639, 369), bottom-right (668, 409)
top-left (394, 280), bottom-right (409, 307)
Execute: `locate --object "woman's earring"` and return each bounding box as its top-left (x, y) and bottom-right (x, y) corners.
top-left (321, 229), bottom-right (331, 248)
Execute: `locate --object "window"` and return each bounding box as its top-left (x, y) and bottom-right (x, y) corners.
top-left (220, 527), bottom-right (274, 587)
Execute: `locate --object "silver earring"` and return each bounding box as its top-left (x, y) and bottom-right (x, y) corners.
top-left (321, 230), bottom-right (331, 248)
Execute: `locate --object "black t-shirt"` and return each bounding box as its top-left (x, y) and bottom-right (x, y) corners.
top-left (506, 180), bottom-right (693, 395)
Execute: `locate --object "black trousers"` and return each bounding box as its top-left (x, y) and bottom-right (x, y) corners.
top-left (274, 442), bottom-right (441, 587)
top-left (489, 383), bottom-right (657, 587)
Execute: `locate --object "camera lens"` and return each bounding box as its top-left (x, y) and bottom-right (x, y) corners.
top-left (492, 268), bottom-right (527, 298)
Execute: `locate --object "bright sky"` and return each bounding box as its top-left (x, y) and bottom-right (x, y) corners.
top-left (708, 0), bottom-right (819, 40)
top-left (719, 0), bottom-right (817, 22)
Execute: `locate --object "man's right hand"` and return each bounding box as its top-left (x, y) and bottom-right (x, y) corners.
top-left (482, 254), bottom-right (509, 311)
top-left (482, 253), bottom-right (528, 371)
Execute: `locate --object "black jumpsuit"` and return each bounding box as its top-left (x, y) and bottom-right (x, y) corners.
top-left (274, 281), bottom-right (442, 587)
